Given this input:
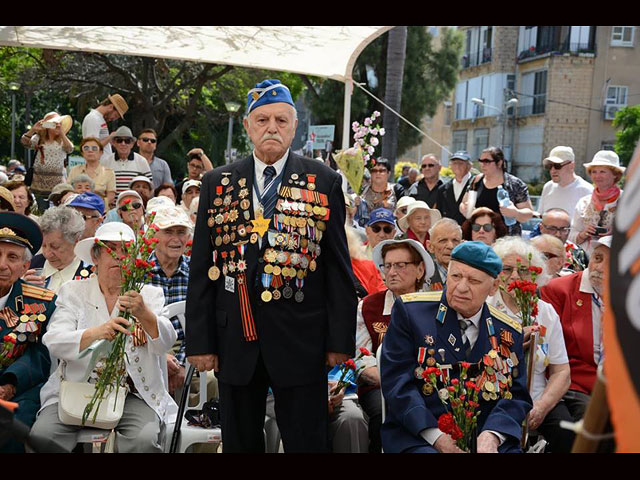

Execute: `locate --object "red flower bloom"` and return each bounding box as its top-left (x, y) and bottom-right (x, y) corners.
top-left (451, 378), bottom-right (459, 386)
top-left (448, 386), bottom-right (455, 392)
top-left (465, 381), bottom-right (476, 390)
top-left (122, 198), bottom-right (132, 205)
top-left (345, 359), bottom-right (356, 371)
top-left (359, 347), bottom-right (371, 356)
top-left (460, 361), bottom-right (471, 369)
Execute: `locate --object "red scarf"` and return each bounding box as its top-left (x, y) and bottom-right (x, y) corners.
top-left (407, 228), bottom-right (429, 249)
top-left (592, 185), bottom-right (621, 211)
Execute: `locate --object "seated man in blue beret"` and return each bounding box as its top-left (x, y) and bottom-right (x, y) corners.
top-left (380, 241), bottom-right (532, 453)
top-left (0, 213), bottom-right (57, 453)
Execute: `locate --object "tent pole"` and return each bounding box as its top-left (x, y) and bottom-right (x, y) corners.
top-left (342, 79), bottom-right (352, 149)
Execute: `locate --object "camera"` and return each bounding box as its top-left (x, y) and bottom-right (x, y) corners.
top-left (42, 121), bottom-right (57, 129)
top-left (594, 226), bottom-right (608, 236)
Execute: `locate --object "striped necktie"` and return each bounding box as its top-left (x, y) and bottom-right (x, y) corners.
top-left (459, 318), bottom-right (472, 356)
top-left (261, 166), bottom-right (278, 219)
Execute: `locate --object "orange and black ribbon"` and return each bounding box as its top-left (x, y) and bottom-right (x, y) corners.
top-left (237, 273), bottom-right (257, 341)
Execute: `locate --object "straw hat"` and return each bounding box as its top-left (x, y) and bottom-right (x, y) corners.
top-left (108, 93), bottom-right (129, 119)
top-left (42, 112), bottom-right (73, 135)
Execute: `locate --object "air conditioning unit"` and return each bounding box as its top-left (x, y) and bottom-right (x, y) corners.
top-left (604, 104), bottom-right (621, 120)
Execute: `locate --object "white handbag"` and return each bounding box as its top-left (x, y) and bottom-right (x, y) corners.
top-left (57, 362), bottom-right (127, 430)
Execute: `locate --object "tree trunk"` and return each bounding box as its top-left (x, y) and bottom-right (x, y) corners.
top-left (381, 26), bottom-right (407, 177)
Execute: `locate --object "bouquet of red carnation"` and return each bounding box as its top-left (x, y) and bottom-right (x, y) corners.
top-left (81, 212), bottom-right (160, 425)
top-left (422, 361), bottom-right (481, 452)
top-left (333, 347), bottom-right (372, 396)
top-left (501, 253), bottom-right (541, 328)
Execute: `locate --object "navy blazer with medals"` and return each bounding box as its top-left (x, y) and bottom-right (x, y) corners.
top-left (186, 152), bottom-right (357, 387)
top-left (380, 289), bottom-right (532, 453)
top-left (0, 280), bottom-right (57, 431)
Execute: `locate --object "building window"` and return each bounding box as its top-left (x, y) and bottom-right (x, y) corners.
top-left (452, 130), bottom-right (468, 153)
top-left (601, 142), bottom-right (615, 151)
top-left (611, 26), bottom-right (635, 47)
top-left (604, 85), bottom-right (628, 120)
top-left (473, 129), bottom-right (490, 159)
top-left (519, 70), bottom-right (547, 116)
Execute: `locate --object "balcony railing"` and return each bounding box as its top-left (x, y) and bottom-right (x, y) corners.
top-left (518, 42), bottom-right (596, 61)
top-left (461, 47), bottom-right (492, 68)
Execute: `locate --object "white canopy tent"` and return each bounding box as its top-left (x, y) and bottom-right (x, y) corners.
top-left (0, 26), bottom-right (393, 147)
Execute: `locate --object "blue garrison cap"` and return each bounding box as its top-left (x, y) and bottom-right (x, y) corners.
top-left (450, 241), bottom-right (503, 278)
top-left (246, 79), bottom-right (295, 114)
top-left (367, 208), bottom-right (396, 227)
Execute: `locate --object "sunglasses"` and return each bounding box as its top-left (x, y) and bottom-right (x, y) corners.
top-left (139, 137), bottom-right (157, 144)
top-left (371, 168), bottom-right (388, 174)
top-left (546, 161), bottom-right (571, 170)
top-left (477, 158), bottom-right (497, 164)
top-left (114, 137), bottom-right (134, 144)
top-left (472, 223), bottom-right (494, 232)
top-left (421, 163), bottom-right (437, 169)
top-left (370, 224), bottom-right (395, 234)
top-left (119, 202), bottom-right (142, 211)
top-left (82, 145), bottom-right (100, 152)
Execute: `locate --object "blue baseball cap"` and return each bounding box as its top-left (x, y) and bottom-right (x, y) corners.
top-left (246, 79), bottom-right (295, 114)
top-left (450, 241), bottom-right (502, 278)
top-left (450, 151), bottom-right (471, 162)
top-left (366, 208), bottom-right (396, 227)
top-left (67, 191), bottom-right (105, 216)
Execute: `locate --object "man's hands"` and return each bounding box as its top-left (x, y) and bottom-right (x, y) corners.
top-left (326, 352), bottom-right (349, 368)
top-left (0, 384), bottom-right (16, 401)
top-left (528, 401), bottom-right (548, 430)
top-left (359, 366), bottom-right (380, 387)
top-left (476, 431), bottom-right (500, 453)
top-left (433, 434), bottom-right (465, 453)
top-left (187, 354), bottom-right (218, 372)
top-left (166, 354), bottom-right (186, 394)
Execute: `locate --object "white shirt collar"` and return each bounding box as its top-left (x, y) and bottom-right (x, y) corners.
top-left (457, 306), bottom-right (483, 327)
top-left (579, 268), bottom-right (596, 295)
top-left (253, 149), bottom-right (289, 184)
top-left (383, 289), bottom-right (396, 316)
top-left (454, 172), bottom-right (472, 186)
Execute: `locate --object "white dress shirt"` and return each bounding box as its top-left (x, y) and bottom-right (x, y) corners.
top-left (579, 268), bottom-right (603, 365)
top-left (453, 173), bottom-right (472, 202)
top-left (42, 257), bottom-right (82, 294)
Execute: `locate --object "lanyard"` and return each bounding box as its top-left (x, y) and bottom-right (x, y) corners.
top-left (252, 164), bottom-right (286, 208)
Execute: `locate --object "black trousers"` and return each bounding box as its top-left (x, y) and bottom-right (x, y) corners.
top-left (218, 355), bottom-right (330, 453)
top-left (358, 387), bottom-right (382, 453)
top-left (536, 400), bottom-right (576, 453)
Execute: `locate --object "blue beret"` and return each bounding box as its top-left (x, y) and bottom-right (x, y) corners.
top-left (367, 208), bottom-right (395, 227)
top-left (450, 241), bottom-right (502, 278)
top-left (246, 79), bottom-right (295, 114)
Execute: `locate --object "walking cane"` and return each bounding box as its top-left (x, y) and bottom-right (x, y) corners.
top-left (169, 363), bottom-right (196, 453)
top-left (521, 330), bottom-right (538, 450)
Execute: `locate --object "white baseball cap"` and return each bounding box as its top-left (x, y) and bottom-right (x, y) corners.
top-left (116, 190), bottom-right (143, 206)
top-left (129, 176), bottom-right (153, 189)
top-left (182, 179), bottom-right (201, 195)
top-left (543, 146), bottom-right (575, 167)
top-left (152, 205), bottom-right (193, 230)
top-left (74, 222), bottom-right (136, 264)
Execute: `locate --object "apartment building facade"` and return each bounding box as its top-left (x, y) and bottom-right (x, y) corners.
top-left (448, 25), bottom-right (640, 183)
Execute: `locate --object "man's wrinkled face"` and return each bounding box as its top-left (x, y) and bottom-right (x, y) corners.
top-left (427, 224), bottom-right (462, 268)
top-left (446, 260), bottom-right (498, 318)
top-left (243, 103), bottom-right (297, 163)
top-left (0, 243), bottom-right (29, 292)
top-left (588, 245), bottom-right (610, 295)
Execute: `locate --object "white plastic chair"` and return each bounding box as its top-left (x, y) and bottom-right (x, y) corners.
top-left (164, 300), bottom-right (221, 453)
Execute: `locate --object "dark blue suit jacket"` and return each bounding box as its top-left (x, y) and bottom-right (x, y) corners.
top-left (380, 289), bottom-right (532, 453)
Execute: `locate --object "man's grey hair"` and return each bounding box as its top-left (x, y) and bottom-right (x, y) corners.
top-left (39, 206), bottom-right (86, 245)
top-left (71, 174), bottom-right (95, 191)
top-left (428, 217), bottom-right (462, 239)
top-left (23, 248), bottom-right (32, 263)
top-left (409, 167), bottom-right (419, 176)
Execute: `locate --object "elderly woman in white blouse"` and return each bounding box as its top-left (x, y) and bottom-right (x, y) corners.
top-left (31, 223), bottom-right (177, 452)
top-left (487, 236), bottom-right (574, 453)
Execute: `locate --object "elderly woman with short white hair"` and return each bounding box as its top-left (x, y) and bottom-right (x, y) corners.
top-left (487, 236), bottom-right (573, 452)
top-left (23, 206), bottom-right (92, 293)
top-left (531, 234), bottom-right (566, 279)
top-left (31, 222), bottom-right (178, 452)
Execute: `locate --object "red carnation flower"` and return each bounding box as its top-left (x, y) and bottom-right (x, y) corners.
top-left (345, 359), bottom-right (356, 371)
top-left (451, 378), bottom-right (459, 386)
top-left (461, 361), bottom-right (471, 369)
top-left (359, 347), bottom-right (371, 356)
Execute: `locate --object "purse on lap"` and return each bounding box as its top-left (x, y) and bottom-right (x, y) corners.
top-left (57, 362), bottom-right (127, 430)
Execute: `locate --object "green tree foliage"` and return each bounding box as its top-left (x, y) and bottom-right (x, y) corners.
top-left (305, 26), bottom-right (463, 157)
top-left (0, 47), bottom-right (303, 178)
top-left (613, 105), bottom-right (640, 166)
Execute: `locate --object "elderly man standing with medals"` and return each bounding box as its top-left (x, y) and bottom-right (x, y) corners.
top-left (380, 241), bottom-right (532, 453)
top-left (186, 79), bottom-right (357, 452)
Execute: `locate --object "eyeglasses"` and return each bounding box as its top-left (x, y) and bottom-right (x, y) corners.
top-left (472, 223), bottom-right (494, 232)
top-left (82, 214), bottom-right (102, 221)
top-left (139, 138), bottom-right (157, 144)
top-left (477, 158), bottom-right (497, 164)
top-left (542, 252), bottom-right (560, 260)
top-left (546, 161), bottom-right (571, 170)
top-left (119, 202), bottom-right (142, 211)
top-left (370, 224), bottom-right (395, 234)
top-left (502, 266), bottom-right (532, 277)
top-left (541, 224), bottom-right (570, 234)
top-left (114, 137), bottom-right (133, 144)
top-left (421, 163), bottom-right (437, 169)
top-left (82, 145), bottom-right (100, 152)
top-left (380, 261), bottom-right (418, 273)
